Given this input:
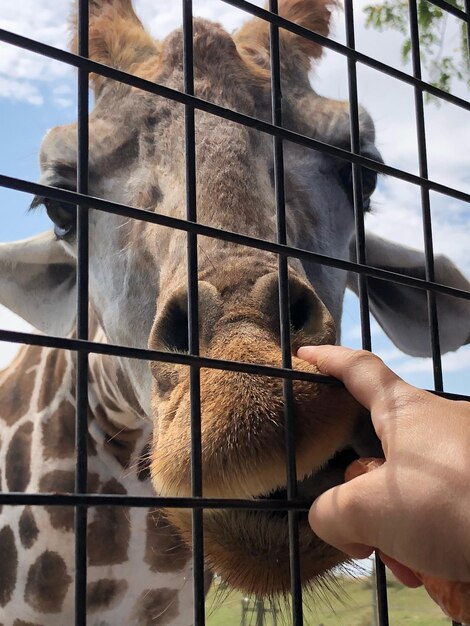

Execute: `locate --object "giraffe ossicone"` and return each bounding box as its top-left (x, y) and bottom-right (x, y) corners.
top-left (1, 0), bottom-right (470, 624)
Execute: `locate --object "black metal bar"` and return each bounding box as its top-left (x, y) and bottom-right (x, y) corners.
top-left (428, 0), bottom-right (469, 20)
top-left (182, 2), bottom-right (206, 624)
top-left (465, 0), bottom-right (470, 73)
top-left (1, 329), bottom-right (469, 403)
top-left (410, 0), bottom-right (457, 621)
top-left (5, 178), bottom-right (470, 301)
top-left (0, 328), bottom-right (340, 383)
top-left (344, 0), bottom-right (389, 623)
top-left (1, 5), bottom-right (469, 626)
top-left (269, 2), bottom-right (303, 623)
top-left (409, 0), bottom-right (444, 391)
top-left (218, 0), bottom-right (470, 109)
top-left (1, 27), bottom-right (470, 154)
top-left (75, 2), bottom-right (89, 624)
top-left (1, 85), bottom-right (470, 205)
top-left (1, 5), bottom-right (469, 112)
top-left (0, 492), bottom-right (311, 510)
top-left (344, 0), bottom-right (372, 354)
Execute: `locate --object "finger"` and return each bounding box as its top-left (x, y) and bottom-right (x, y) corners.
top-left (308, 467), bottom-right (387, 556)
top-left (378, 552), bottom-right (423, 588)
top-left (297, 345), bottom-right (405, 417)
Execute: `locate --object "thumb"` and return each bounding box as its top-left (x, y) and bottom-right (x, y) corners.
top-left (308, 467), bottom-right (387, 559)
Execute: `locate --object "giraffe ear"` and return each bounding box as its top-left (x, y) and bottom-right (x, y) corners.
top-left (0, 231), bottom-right (77, 336)
top-left (347, 232), bottom-right (470, 356)
top-left (234, 0), bottom-right (334, 77)
top-left (69, 0), bottom-right (161, 95)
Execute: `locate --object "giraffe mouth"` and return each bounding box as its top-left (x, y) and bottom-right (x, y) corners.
top-left (193, 445), bottom-right (376, 596)
top-left (259, 446), bottom-right (360, 513)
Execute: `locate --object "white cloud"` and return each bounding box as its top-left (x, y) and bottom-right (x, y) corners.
top-left (136, 0), bottom-right (265, 37)
top-left (0, 0), bottom-right (264, 106)
top-left (0, 1), bottom-right (71, 106)
top-left (393, 345), bottom-right (470, 375)
top-left (365, 183), bottom-right (470, 276)
top-left (342, 318), bottom-right (382, 343)
top-left (52, 83), bottom-right (74, 109)
top-left (0, 75), bottom-right (43, 105)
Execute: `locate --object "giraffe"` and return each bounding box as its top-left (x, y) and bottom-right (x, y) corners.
top-left (1, 0), bottom-right (470, 624)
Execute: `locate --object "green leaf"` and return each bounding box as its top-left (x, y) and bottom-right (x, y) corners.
top-left (364, 0), bottom-right (470, 103)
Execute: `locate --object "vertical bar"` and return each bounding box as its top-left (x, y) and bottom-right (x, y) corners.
top-left (464, 0), bottom-right (470, 61)
top-left (343, 0), bottom-right (372, 353)
top-left (75, 1), bottom-right (89, 625)
top-left (343, 1), bottom-right (389, 624)
top-left (408, 0), bottom-right (444, 392)
top-left (182, 2), bottom-right (205, 625)
top-left (268, 2), bottom-right (303, 624)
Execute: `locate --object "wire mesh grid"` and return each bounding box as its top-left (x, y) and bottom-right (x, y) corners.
top-left (0, 0), bottom-right (469, 625)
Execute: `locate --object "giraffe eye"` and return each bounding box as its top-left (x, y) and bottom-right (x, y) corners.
top-left (45, 198), bottom-right (77, 239)
top-left (339, 163), bottom-right (377, 211)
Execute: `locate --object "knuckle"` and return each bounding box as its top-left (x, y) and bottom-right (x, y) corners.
top-left (347, 349), bottom-right (382, 370)
top-left (387, 381), bottom-right (426, 413)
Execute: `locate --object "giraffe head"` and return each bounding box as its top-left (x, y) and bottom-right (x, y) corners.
top-left (1, 0), bottom-right (470, 597)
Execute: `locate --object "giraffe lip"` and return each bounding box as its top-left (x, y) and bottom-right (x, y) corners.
top-left (259, 447), bottom-right (360, 507)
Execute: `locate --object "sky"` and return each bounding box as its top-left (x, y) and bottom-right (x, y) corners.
top-left (0, 0), bottom-right (469, 395)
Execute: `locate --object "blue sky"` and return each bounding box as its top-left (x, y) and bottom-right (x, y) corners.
top-left (0, 0), bottom-right (469, 395)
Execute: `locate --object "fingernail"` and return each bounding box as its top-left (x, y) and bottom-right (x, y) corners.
top-left (297, 346), bottom-right (317, 359)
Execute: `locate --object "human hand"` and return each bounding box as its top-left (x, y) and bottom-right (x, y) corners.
top-left (297, 345), bottom-right (470, 583)
top-left (345, 456), bottom-right (470, 623)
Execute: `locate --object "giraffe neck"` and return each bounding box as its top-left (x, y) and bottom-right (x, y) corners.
top-left (0, 337), bottom-right (198, 626)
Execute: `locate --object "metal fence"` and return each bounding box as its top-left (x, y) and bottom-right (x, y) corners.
top-left (0, 0), bottom-right (469, 625)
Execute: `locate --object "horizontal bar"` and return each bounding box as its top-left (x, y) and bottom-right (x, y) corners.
top-left (3, 175), bottom-right (470, 302)
top-left (1, 27), bottom-right (470, 150)
top-left (219, 0), bottom-right (470, 111)
top-left (431, 389), bottom-right (470, 402)
top-left (0, 492), bottom-right (310, 510)
top-left (427, 0), bottom-right (469, 21)
top-left (0, 328), bottom-right (341, 384)
top-left (1, 328), bottom-right (468, 403)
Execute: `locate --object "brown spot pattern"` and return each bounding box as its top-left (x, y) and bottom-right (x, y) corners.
top-left (5, 422), bottom-right (33, 491)
top-left (39, 470), bottom-right (75, 532)
top-left (88, 479), bottom-right (130, 566)
top-left (145, 511), bottom-right (190, 573)
top-left (37, 349), bottom-right (69, 413)
top-left (19, 507), bottom-right (39, 549)
top-left (39, 471), bottom-right (100, 532)
top-left (0, 346), bottom-right (42, 425)
top-left (87, 578), bottom-right (128, 613)
top-left (13, 621), bottom-right (44, 626)
top-left (132, 588), bottom-right (180, 626)
top-left (41, 400), bottom-right (76, 460)
top-left (25, 551), bottom-right (71, 613)
top-left (0, 526), bottom-right (17, 607)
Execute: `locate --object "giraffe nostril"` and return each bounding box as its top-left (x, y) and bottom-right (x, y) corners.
top-left (157, 298), bottom-right (189, 354)
top-left (252, 272), bottom-right (336, 343)
top-left (289, 287), bottom-right (315, 332)
top-left (150, 281), bottom-right (223, 355)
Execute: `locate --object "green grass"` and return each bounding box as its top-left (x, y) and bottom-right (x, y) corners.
top-left (205, 576), bottom-right (451, 626)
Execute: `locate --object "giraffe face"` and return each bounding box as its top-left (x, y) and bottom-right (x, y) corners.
top-left (30, 3), bottom-right (379, 596)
